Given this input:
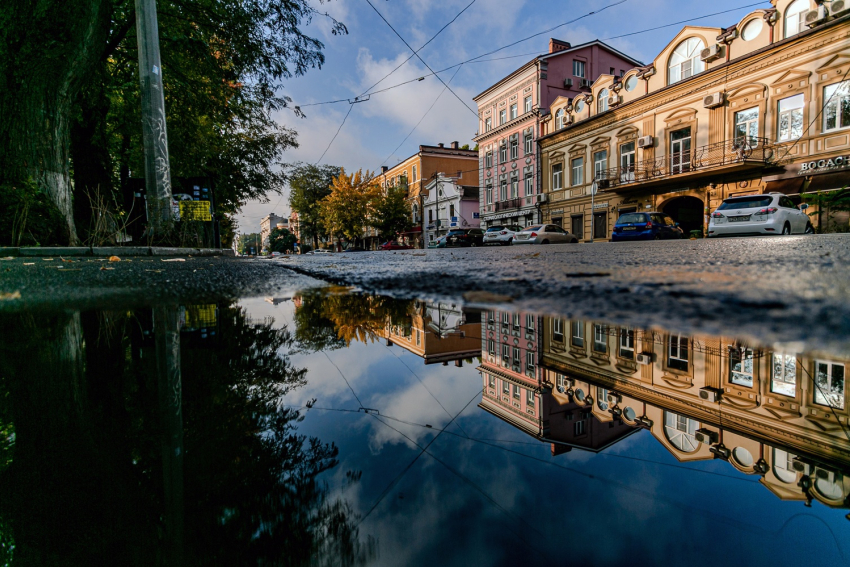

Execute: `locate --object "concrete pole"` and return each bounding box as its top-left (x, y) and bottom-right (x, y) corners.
top-left (590, 179), bottom-right (597, 243)
top-left (135, 0), bottom-right (174, 235)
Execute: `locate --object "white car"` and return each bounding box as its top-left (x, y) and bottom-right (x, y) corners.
top-left (482, 224), bottom-right (524, 246)
top-left (708, 193), bottom-right (812, 237)
top-left (512, 224), bottom-right (579, 245)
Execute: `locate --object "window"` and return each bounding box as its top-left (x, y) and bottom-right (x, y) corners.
top-left (609, 67), bottom-right (615, 75)
top-left (773, 448), bottom-right (798, 484)
top-left (488, 374), bottom-right (495, 388)
top-left (778, 94), bottom-right (804, 141)
top-left (823, 81), bottom-right (850, 132)
top-left (668, 37), bottom-right (705, 84)
top-left (597, 387), bottom-right (609, 411)
top-left (510, 103), bottom-right (518, 120)
top-left (664, 411), bottom-right (699, 452)
top-left (571, 321), bottom-right (584, 347)
top-left (412, 165), bottom-right (417, 183)
top-left (730, 347), bottom-right (754, 388)
top-left (573, 60), bottom-right (586, 78)
top-left (488, 311), bottom-right (495, 324)
top-left (513, 348), bottom-right (521, 365)
top-left (503, 379), bottom-right (510, 394)
top-left (574, 420), bottom-right (586, 436)
top-left (555, 109), bottom-right (566, 129)
top-left (486, 183), bottom-right (493, 205)
top-left (510, 135), bottom-right (518, 159)
top-left (524, 169), bottom-right (533, 196)
top-left (598, 88), bottom-right (609, 113)
top-left (619, 328), bottom-right (634, 359)
top-left (571, 157), bottom-right (584, 186)
top-left (485, 151), bottom-right (492, 168)
top-left (499, 109), bottom-right (507, 124)
top-left (500, 178), bottom-right (507, 201)
top-left (624, 75), bottom-right (638, 92)
top-left (734, 107), bottom-right (760, 146)
top-left (620, 142), bottom-right (636, 183)
top-left (771, 353), bottom-right (797, 397)
top-left (574, 99), bottom-right (585, 113)
top-left (593, 324), bottom-right (607, 353)
top-left (524, 131), bottom-right (533, 154)
top-left (488, 339), bottom-right (495, 354)
top-left (814, 361), bottom-right (845, 409)
top-left (428, 209), bottom-right (433, 223)
top-left (741, 18), bottom-right (763, 41)
top-left (502, 310), bottom-right (509, 324)
top-left (502, 344), bottom-right (509, 361)
top-left (784, 0), bottom-right (808, 39)
top-left (526, 351), bottom-right (535, 370)
top-left (499, 141), bottom-right (507, 163)
top-left (593, 150), bottom-right (608, 181)
top-left (510, 174), bottom-right (518, 199)
top-left (512, 313), bottom-right (520, 330)
top-left (668, 334), bottom-right (689, 371)
top-left (553, 318), bottom-right (564, 341)
top-left (527, 389), bottom-right (535, 406)
top-left (513, 384), bottom-right (521, 399)
top-left (670, 128), bottom-right (692, 174)
top-left (449, 204), bottom-right (455, 218)
top-left (552, 163), bottom-right (563, 190)
top-left (526, 314), bottom-right (535, 331)
top-left (524, 95), bottom-right (532, 113)
top-left (485, 117), bottom-right (492, 131)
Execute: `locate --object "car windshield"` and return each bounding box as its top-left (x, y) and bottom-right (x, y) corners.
top-left (525, 225), bottom-right (543, 232)
top-left (485, 227), bottom-right (503, 232)
top-left (447, 230), bottom-right (466, 235)
top-left (717, 196), bottom-right (773, 210)
top-left (617, 213), bottom-right (647, 224)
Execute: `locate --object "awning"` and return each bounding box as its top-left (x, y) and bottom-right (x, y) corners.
top-left (400, 227), bottom-right (423, 234)
top-left (764, 177), bottom-right (805, 195)
top-left (806, 171), bottom-right (850, 193)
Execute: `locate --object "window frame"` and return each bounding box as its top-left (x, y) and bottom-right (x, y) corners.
top-left (485, 117), bottom-right (492, 131)
top-left (770, 353), bottom-right (797, 397)
top-left (510, 103), bottom-right (518, 120)
top-left (571, 157), bottom-right (584, 187)
top-left (524, 131), bottom-right (533, 154)
top-left (485, 151), bottom-right (493, 168)
top-left (813, 360), bottom-right (845, 410)
top-left (524, 169), bottom-right (534, 196)
top-left (667, 333), bottom-right (690, 372)
top-left (593, 150), bottom-right (608, 181)
top-left (823, 81), bottom-right (850, 133)
top-left (734, 106), bottom-right (760, 146)
top-left (729, 347), bottom-right (755, 388)
top-left (593, 324), bottom-right (607, 354)
top-left (499, 141), bottom-right (507, 163)
top-left (573, 60), bottom-right (586, 78)
top-left (524, 95), bottom-right (533, 113)
top-left (553, 318), bottom-right (564, 342)
top-left (784, 0), bottom-right (808, 39)
top-left (618, 328), bottom-right (635, 360)
top-left (571, 321), bottom-right (585, 347)
top-left (499, 109), bottom-right (507, 125)
top-left (667, 37), bottom-right (705, 85)
top-left (510, 135), bottom-right (519, 160)
top-left (777, 93), bottom-right (805, 141)
top-left (552, 163), bottom-right (563, 190)
top-left (598, 88), bottom-right (609, 113)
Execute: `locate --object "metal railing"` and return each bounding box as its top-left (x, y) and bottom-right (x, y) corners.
top-left (494, 197), bottom-right (524, 212)
top-left (595, 137), bottom-right (775, 190)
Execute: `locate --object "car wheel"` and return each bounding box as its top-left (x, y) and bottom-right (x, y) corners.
top-left (653, 234), bottom-right (661, 240)
top-left (781, 222), bottom-right (791, 235)
top-left (470, 242), bottom-right (477, 247)
top-left (541, 239), bottom-right (549, 245)
top-left (805, 222), bottom-right (814, 234)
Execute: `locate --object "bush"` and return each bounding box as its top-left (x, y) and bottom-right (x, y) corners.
top-left (0, 180), bottom-right (69, 247)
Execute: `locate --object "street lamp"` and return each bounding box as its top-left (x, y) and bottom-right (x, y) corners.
top-left (589, 178), bottom-right (598, 243)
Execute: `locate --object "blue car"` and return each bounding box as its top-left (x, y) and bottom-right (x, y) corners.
top-left (612, 212), bottom-right (685, 241)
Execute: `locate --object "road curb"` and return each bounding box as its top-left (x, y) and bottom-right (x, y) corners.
top-left (0, 247), bottom-right (235, 258)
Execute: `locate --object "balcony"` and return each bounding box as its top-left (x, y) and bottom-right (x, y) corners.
top-left (493, 197), bottom-right (524, 212)
top-left (597, 137), bottom-right (776, 194)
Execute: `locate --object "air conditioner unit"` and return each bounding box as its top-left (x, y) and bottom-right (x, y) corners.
top-left (607, 392), bottom-right (621, 404)
top-left (832, 1), bottom-right (847, 16)
top-left (814, 467), bottom-right (836, 483)
top-left (636, 353), bottom-right (652, 365)
top-left (703, 92), bottom-right (725, 108)
top-left (637, 135), bottom-right (654, 149)
top-left (805, 6), bottom-right (829, 28)
top-left (791, 458), bottom-right (812, 475)
top-left (694, 428), bottom-right (718, 445)
top-left (564, 78), bottom-right (574, 88)
top-left (699, 387), bottom-right (721, 402)
top-left (700, 44), bottom-right (723, 63)
top-left (609, 407), bottom-right (622, 417)
top-left (579, 79), bottom-right (591, 88)
top-left (536, 193), bottom-right (548, 204)
top-left (565, 114), bottom-right (574, 125)
top-left (709, 444), bottom-right (731, 460)
top-left (635, 416), bottom-right (653, 429)
top-left (607, 95), bottom-right (621, 107)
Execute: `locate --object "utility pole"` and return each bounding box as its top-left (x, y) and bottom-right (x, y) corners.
top-left (135, 0), bottom-right (174, 236)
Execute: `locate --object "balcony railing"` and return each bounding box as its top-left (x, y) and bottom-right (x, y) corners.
top-left (595, 137), bottom-right (775, 192)
top-left (494, 197), bottom-right (524, 212)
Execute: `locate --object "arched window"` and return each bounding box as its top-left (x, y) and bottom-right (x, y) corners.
top-left (555, 109), bottom-right (565, 129)
top-left (663, 411), bottom-right (700, 452)
top-left (784, 0), bottom-right (809, 39)
top-left (598, 88), bottom-right (609, 113)
top-left (668, 37), bottom-right (705, 85)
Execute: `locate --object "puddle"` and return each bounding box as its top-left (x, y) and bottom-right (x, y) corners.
top-left (0, 288), bottom-right (848, 565)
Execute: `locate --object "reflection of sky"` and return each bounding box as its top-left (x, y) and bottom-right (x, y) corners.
top-left (240, 298), bottom-right (850, 567)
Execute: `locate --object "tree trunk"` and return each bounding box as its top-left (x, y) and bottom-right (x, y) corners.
top-left (0, 1), bottom-right (111, 244)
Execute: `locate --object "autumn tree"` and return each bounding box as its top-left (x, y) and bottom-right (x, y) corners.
top-left (287, 163), bottom-right (342, 250)
top-left (371, 183), bottom-right (413, 241)
top-left (319, 169), bottom-right (380, 249)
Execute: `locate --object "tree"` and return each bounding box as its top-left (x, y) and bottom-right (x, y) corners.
top-left (371, 183), bottom-right (413, 240)
top-left (803, 187), bottom-right (850, 233)
top-left (319, 169), bottom-right (380, 249)
top-left (237, 232), bottom-right (262, 255)
top-left (269, 227), bottom-right (297, 252)
top-left (288, 163), bottom-right (342, 249)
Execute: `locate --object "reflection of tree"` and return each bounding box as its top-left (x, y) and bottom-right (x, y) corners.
top-left (294, 289), bottom-right (415, 349)
top-left (0, 305), bottom-right (374, 566)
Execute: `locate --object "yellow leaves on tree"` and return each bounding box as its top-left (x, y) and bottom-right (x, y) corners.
top-left (318, 169), bottom-right (381, 245)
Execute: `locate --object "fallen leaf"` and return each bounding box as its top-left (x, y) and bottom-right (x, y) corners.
top-left (145, 269), bottom-right (164, 273)
top-left (42, 258), bottom-right (53, 261)
top-left (109, 256), bottom-right (121, 262)
top-left (0, 291), bottom-right (21, 300)
top-left (462, 291), bottom-right (513, 303)
top-left (23, 263), bottom-right (34, 266)
top-left (0, 257), bottom-right (15, 261)
top-left (161, 258), bottom-right (186, 262)
top-left (100, 266), bottom-right (115, 271)
top-left (60, 257), bottom-right (73, 262)
top-left (531, 252), bottom-right (540, 257)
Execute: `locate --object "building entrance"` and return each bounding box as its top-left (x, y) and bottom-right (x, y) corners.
top-left (662, 196), bottom-right (704, 235)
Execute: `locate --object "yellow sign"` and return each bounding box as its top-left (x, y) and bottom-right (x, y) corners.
top-left (180, 200), bottom-right (212, 221)
top-left (184, 304), bottom-right (217, 329)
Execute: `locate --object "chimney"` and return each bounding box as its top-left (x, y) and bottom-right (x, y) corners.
top-left (548, 38), bottom-right (570, 54)
top-left (381, 166), bottom-right (388, 173)
top-left (438, 143), bottom-right (444, 148)
top-left (451, 141), bottom-right (459, 149)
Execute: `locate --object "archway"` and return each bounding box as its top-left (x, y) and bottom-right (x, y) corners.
top-left (662, 196), bottom-right (704, 235)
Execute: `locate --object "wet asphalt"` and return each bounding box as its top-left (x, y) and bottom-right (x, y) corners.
top-left (2, 234), bottom-right (849, 353)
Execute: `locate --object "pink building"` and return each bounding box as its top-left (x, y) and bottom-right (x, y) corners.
top-left (472, 39), bottom-right (642, 229)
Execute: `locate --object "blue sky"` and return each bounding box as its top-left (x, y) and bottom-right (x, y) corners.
top-left (235, 0), bottom-right (773, 231)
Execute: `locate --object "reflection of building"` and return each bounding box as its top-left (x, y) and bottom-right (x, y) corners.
top-left (538, 316), bottom-right (849, 511)
top-left (260, 213), bottom-right (288, 249)
top-left (423, 174), bottom-right (480, 244)
top-left (380, 301), bottom-right (481, 365)
top-left (538, 2), bottom-right (850, 238)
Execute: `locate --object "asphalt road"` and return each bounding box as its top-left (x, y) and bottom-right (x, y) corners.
top-left (279, 234), bottom-right (850, 354)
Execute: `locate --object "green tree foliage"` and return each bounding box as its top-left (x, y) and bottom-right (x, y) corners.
top-left (288, 162), bottom-right (342, 249)
top-left (803, 187), bottom-right (850, 233)
top-left (319, 169), bottom-right (380, 248)
top-left (372, 183), bottom-right (413, 240)
top-left (269, 227), bottom-right (298, 252)
top-left (237, 232), bottom-right (263, 254)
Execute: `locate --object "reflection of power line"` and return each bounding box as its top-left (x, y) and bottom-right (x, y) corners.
top-left (324, 349), bottom-right (365, 408)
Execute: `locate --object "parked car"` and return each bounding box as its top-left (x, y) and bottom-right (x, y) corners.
top-left (446, 228), bottom-right (485, 247)
top-left (483, 225), bottom-right (524, 246)
top-left (428, 236), bottom-right (447, 248)
top-left (379, 241), bottom-right (414, 250)
top-left (612, 212), bottom-right (685, 241)
top-left (708, 193), bottom-right (813, 237)
top-left (271, 251), bottom-right (282, 257)
top-left (512, 224), bottom-right (578, 245)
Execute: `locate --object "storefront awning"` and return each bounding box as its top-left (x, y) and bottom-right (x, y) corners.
top-left (400, 227), bottom-right (423, 235)
top-left (806, 171), bottom-right (850, 193)
top-left (764, 177), bottom-right (805, 195)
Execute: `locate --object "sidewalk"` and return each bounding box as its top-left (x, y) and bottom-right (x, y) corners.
top-left (0, 247), bottom-right (235, 258)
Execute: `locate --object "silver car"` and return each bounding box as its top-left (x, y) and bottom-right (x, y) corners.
top-left (482, 224), bottom-right (524, 246)
top-left (512, 224), bottom-right (579, 245)
top-left (708, 193), bottom-right (813, 237)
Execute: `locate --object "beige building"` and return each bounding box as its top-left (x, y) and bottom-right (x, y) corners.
top-left (259, 213), bottom-right (288, 250)
top-left (538, 1), bottom-right (850, 240)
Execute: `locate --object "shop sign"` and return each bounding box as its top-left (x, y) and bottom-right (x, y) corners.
top-left (592, 202), bottom-right (607, 209)
top-left (798, 155), bottom-right (850, 175)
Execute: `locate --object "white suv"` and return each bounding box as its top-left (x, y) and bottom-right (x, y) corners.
top-left (708, 193), bottom-right (812, 237)
top-left (483, 224), bottom-right (524, 246)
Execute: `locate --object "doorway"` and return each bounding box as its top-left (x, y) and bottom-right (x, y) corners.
top-left (670, 128), bottom-right (691, 174)
top-left (593, 212), bottom-right (607, 239)
top-left (662, 196), bottom-right (704, 235)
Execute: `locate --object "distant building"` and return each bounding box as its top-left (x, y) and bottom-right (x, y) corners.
top-left (288, 211), bottom-right (301, 244)
top-left (423, 173), bottom-right (480, 244)
top-left (260, 213), bottom-right (288, 250)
